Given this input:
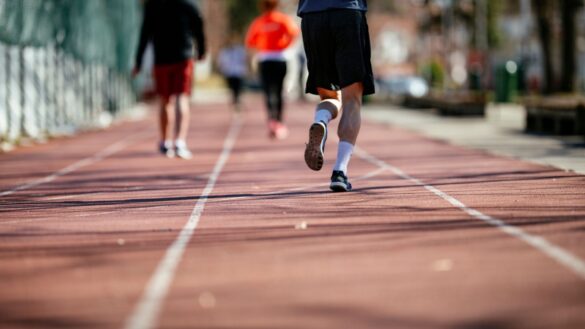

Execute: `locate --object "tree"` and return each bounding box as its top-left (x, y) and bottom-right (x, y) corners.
top-left (533, 0), bottom-right (584, 94)
top-left (560, 0), bottom-right (583, 92)
top-left (226, 0), bottom-right (259, 34)
top-left (533, 0), bottom-right (555, 94)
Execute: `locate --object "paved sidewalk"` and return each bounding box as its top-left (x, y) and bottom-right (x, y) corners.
top-left (364, 103), bottom-right (585, 175)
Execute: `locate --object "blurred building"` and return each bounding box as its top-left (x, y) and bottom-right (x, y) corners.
top-left (368, 2), bottom-right (422, 78)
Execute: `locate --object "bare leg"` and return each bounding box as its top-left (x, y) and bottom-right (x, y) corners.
top-left (175, 93), bottom-right (190, 142)
top-left (316, 88), bottom-right (341, 120)
top-left (160, 96), bottom-right (176, 142)
top-left (337, 82), bottom-right (363, 144)
top-left (328, 82), bottom-right (363, 192)
top-left (304, 88), bottom-right (341, 171)
top-left (326, 82), bottom-right (363, 191)
top-left (173, 93), bottom-right (193, 159)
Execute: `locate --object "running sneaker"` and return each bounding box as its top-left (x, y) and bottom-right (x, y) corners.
top-left (274, 122), bottom-right (289, 140)
top-left (158, 142), bottom-right (175, 158)
top-left (330, 170), bottom-right (352, 192)
top-left (304, 121), bottom-right (327, 171)
top-left (175, 144), bottom-right (193, 160)
top-left (268, 119), bottom-right (278, 139)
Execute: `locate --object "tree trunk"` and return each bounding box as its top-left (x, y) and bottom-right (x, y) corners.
top-left (533, 0), bottom-right (555, 94)
top-left (560, 0), bottom-right (579, 92)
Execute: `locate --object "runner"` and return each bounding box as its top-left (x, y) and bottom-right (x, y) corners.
top-left (246, 0), bottom-right (299, 139)
top-left (133, 0), bottom-right (206, 159)
top-left (218, 34), bottom-right (247, 112)
top-left (298, 0), bottom-right (375, 192)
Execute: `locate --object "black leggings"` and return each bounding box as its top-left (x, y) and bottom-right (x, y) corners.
top-left (259, 60), bottom-right (287, 122)
top-left (226, 76), bottom-right (243, 105)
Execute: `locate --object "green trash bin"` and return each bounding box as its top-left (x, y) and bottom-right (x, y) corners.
top-left (495, 61), bottom-right (519, 103)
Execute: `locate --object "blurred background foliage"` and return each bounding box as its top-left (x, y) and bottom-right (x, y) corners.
top-left (226, 0), bottom-right (260, 34)
top-left (0, 0), bottom-right (141, 73)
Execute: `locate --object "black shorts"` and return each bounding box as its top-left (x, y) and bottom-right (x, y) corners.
top-left (301, 10), bottom-right (375, 95)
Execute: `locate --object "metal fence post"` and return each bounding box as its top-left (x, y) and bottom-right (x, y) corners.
top-left (37, 46), bottom-right (48, 138)
top-left (81, 60), bottom-right (90, 127)
top-left (22, 46), bottom-right (41, 139)
top-left (7, 46), bottom-right (22, 143)
top-left (45, 44), bottom-right (57, 136)
top-left (63, 54), bottom-right (74, 132)
top-left (0, 43), bottom-right (7, 143)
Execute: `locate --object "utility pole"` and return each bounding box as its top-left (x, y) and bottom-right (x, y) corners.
top-left (475, 0), bottom-right (488, 51)
top-left (520, 0), bottom-right (532, 92)
top-left (475, 0), bottom-right (488, 90)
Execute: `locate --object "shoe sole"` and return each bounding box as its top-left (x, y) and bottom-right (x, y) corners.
top-left (175, 152), bottom-right (192, 160)
top-left (330, 181), bottom-right (351, 192)
top-left (304, 122), bottom-right (326, 171)
top-left (160, 149), bottom-right (175, 158)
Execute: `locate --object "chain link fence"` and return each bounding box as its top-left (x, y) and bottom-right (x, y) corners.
top-left (0, 0), bottom-right (141, 148)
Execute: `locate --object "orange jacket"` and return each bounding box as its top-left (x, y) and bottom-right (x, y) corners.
top-left (245, 11), bottom-right (299, 52)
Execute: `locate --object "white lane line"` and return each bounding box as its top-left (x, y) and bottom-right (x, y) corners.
top-left (41, 187), bottom-right (147, 201)
top-left (124, 116), bottom-right (242, 329)
top-left (0, 209), bottom-right (126, 225)
top-left (0, 132), bottom-right (149, 198)
top-left (355, 147), bottom-right (585, 280)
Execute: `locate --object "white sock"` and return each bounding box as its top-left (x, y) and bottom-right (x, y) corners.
top-left (333, 141), bottom-right (354, 174)
top-left (163, 140), bottom-right (173, 148)
top-left (314, 109), bottom-right (332, 125)
top-left (175, 139), bottom-right (187, 148)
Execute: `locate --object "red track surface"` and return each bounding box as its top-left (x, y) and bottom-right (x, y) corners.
top-left (1, 97), bottom-right (584, 329)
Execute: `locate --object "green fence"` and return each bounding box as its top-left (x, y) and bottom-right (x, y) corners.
top-left (0, 0), bottom-right (141, 146)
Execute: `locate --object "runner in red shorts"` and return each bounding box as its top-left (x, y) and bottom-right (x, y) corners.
top-left (133, 0), bottom-right (206, 159)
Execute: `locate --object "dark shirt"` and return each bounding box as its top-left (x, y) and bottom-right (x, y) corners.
top-left (297, 0), bottom-right (367, 16)
top-left (135, 0), bottom-right (206, 67)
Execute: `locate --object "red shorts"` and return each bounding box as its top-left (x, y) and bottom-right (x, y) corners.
top-left (153, 59), bottom-right (194, 98)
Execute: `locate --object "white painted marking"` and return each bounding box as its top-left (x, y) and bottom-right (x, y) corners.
top-left (124, 116), bottom-right (242, 329)
top-left (42, 187), bottom-right (146, 201)
top-left (355, 148), bottom-right (585, 280)
top-left (0, 132), bottom-right (148, 197)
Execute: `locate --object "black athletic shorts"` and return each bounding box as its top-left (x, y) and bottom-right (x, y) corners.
top-left (301, 9), bottom-right (375, 95)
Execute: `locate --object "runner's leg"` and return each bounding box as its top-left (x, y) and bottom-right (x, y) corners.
top-left (160, 96), bottom-right (175, 143)
top-left (337, 82), bottom-right (363, 145)
top-left (316, 88), bottom-right (341, 122)
top-left (175, 93), bottom-right (190, 142)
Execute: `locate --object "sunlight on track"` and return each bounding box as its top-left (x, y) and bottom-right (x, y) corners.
top-left (208, 166), bottom-right (389, 203)
top-left (124, 114), bottom-right (242, 329)
top-left (354, 147), bottom-right (585, 280)
top-left (0, 132), bottom-right (151, 198)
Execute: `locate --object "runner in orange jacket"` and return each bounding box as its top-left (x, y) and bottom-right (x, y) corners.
top-left (246, 0), bottom-right (299, 139)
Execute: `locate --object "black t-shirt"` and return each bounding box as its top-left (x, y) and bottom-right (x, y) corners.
top-left (135, 0), bottom-right (206, 67)
top-left (297, 0), bottom-right (367, 16)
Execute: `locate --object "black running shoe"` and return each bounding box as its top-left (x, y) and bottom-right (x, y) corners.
top-left (330, 170), bottom-right (352, 192)
top-left (158, 142), bottom-right (175, 158)
top-left (304, 121), bottom-right (327, 171)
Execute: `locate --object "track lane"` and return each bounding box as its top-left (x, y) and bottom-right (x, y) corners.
top-left (155, 101), bottom-right (585, 329)
top-left (0, 118), bottom-right (154, 198)
top-left (0, 98), bottom-right (584, 329)
top-left (0, 103), bottom-right (236, 328)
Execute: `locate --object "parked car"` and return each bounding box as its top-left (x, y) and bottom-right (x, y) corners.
top-left (375, 75), bottom-right (429, 103)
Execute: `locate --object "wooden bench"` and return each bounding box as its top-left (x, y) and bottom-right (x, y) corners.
top-left (524, 96), bottom-right (585, 137)
top-left (404, 91), bottom-right (487, 116)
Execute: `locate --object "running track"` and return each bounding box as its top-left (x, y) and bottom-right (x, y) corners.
top-left (1, 96), bottom-right (584, 329)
